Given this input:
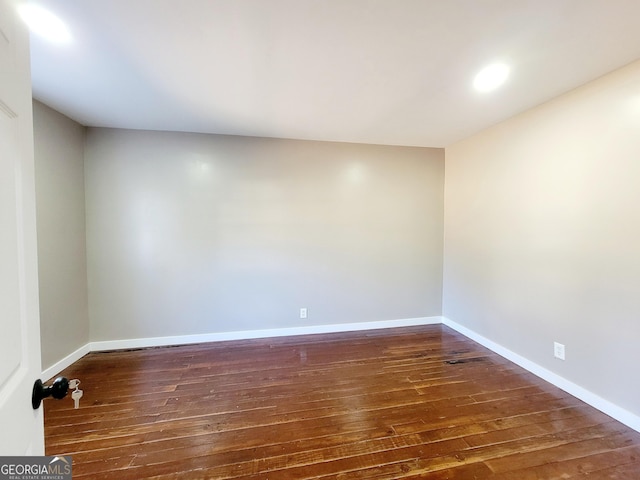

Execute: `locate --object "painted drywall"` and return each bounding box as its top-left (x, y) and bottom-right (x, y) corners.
top-left (33, 100), bottom-right (90, 372)
top-left (444, 59), bottom-right (640, 416)
top-left (85, 129), bottom-right (444, 341)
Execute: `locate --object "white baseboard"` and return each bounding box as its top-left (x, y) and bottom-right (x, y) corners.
top-left (42, 315), bottom-right (639, 435)
top-left (89, 316), bottom-right (442, 352)
top-left (42, 317), bottom-right (439, 379)
top-left (41, 343), bottom-right (91, 382)
top-left (442, 317), bottom-right (640, 433)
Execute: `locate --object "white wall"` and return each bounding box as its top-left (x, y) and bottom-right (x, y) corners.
top-left (33, 101), bottom-right (89, 371)
top-left (85, 129), bottom-right (444, 341)
top-left (444, 59), bottom-right (640, 417)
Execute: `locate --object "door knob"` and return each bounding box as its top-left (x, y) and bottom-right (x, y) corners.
top-left (32, 377), bottom-right (69, 409)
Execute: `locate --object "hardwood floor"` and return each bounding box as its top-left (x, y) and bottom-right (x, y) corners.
top-left (44, 325), bottom-right (640, 479)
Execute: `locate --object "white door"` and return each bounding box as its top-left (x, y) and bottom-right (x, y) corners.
top-left (0, 0), bottom-right (45, 455)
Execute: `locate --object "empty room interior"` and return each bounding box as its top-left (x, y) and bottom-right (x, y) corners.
top-left (5, 0), bottom-right (640, 478)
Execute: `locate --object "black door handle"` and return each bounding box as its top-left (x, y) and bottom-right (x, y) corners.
top-left (32, 377), bottom-right (69, 409)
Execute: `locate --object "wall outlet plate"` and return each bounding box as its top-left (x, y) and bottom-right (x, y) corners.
top-left (554, 342), bottom-right (565, 360)
top-left (300, 308), bottom-right (307, 319)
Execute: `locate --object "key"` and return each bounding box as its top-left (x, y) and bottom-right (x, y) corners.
top-left (71, 388), bottom-right (83, 409)
top-left (69, 379), bottom-right (81, 390)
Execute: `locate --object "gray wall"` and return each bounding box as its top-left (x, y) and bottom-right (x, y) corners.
top-left (443, 59), bottom-right (640, 416)
top-left (85, 129), bottom-right (444, 341)
top-left (33, 100), bottom-right (89, 371)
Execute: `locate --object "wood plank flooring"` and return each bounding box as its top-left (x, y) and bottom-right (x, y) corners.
top-left (44, 325), bottom-right (640, 479)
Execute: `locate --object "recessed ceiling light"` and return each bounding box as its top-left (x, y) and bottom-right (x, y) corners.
top-left (18, 4), bottom-right (71, 44)
top-left (473, 63), bottom-right (510, 92)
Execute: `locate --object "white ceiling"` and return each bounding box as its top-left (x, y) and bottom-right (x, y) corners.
top-left (29, 0), bottom-right (640, 148)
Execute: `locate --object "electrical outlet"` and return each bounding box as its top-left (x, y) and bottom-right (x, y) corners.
top-left (554, 342), bottom-right (565, 360)
top-left (300, 308), bottom-right (307, 319)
